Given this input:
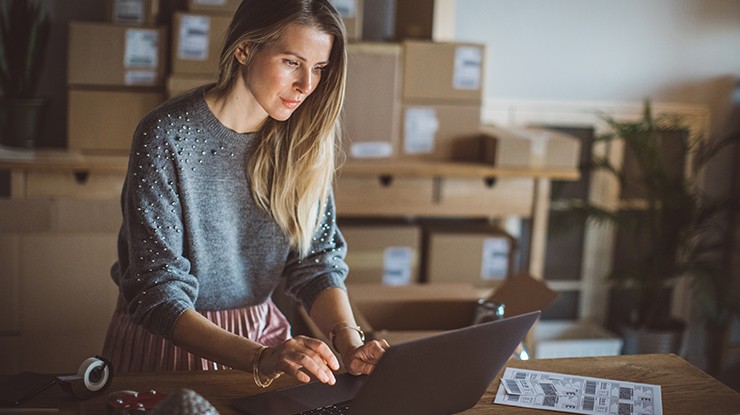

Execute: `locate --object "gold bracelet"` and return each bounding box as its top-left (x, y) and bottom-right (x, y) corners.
top-left (329, 323), bottom-right (365, 352)
top-left (252, 345), bottom-right (275, 388)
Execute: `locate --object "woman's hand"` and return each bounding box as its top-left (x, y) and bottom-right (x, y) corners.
top-left (259, 336), bottom-right (340, 384)
top-left (342, 339), bottom-right (390, 376)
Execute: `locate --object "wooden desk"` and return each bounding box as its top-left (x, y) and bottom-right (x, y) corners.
top-left (13, 354), bottom-right (740, 414)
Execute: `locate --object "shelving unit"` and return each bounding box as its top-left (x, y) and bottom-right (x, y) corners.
top-left (0, 148), bottom-right (577, 372)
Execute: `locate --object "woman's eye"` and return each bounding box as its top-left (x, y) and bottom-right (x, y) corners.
top-left (314, 66), bottom-right (327, 73)
top-left (284, 59), bottom-right (299, 67)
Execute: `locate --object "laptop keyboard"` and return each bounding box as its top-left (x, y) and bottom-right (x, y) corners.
top-left (296, 400), bottom-right (352, 415)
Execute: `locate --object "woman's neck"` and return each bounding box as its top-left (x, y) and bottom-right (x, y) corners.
top-left (204, 81), bottom-right (267, 134)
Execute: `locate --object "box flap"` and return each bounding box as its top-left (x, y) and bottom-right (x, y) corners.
top-left (487, 273), bottom-right (558, 317)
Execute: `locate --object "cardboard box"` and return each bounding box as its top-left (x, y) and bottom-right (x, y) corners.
top-left (343, 43), bottom-right (403, 159)
top-left (400, 103), bottom-right (481, 160)
top-left (348, 283), bottom-right (489, 331)
top-left (67, 88), bottom-right (165, 153)
top-left (479, 125), bottom-right (582, 169)
top-left (68, 21), bottom-right (167, 87)
top-left (333, 0), bottom-right (363, 40)
top-left (394, 0), bottom-right (455, 41)
top-left (425, 223), bottom-right (517, 286)
top-left (187, 0), bottom-right (240, 14)
top-left (166, 74), bottom-right (216, 98)
top-left (402, 40), bottom-right (485, 104)
top-left (346, 275), bottom-right (557, 343)
top-left (171, 12), bottom-right (231, 76)
top-left (534, 321), bottom-right (623, 358)
top-left (105, 0), bottom-right (160, 25)
top-left (342, 223), bottom-right (421, 285)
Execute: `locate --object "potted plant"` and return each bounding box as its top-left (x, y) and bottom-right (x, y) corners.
top-left (0, 0), bottom-right (51, 148)
top-left (551, 101), bottom-right (740, 359)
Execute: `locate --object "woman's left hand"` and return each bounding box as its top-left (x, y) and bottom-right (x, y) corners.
top-left (342, 339), bottom-right (390, 375)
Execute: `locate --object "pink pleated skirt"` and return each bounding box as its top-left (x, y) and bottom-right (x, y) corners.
top-left (102, 295), bottom-right (292, 373)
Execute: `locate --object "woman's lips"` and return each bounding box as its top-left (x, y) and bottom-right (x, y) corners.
top-left (281, 98), bottom-right (301, 109)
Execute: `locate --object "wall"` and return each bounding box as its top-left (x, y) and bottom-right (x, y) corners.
top-left (455, 0), bottom-right (740, 136)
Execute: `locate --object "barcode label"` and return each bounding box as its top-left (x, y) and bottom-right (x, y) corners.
top-left (505, 393), bottom-right (520, 402)
top-left (618, 402), bottom-right (633, 415)
top-left (585, 380), bottom-right (597, 395)
top-left (504, 380), bottom-right (522, 395)
top-left (582, 396), bottom-right (595, 411)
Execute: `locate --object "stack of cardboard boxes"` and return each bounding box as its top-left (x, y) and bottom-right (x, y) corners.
top-left (167, 0), bottom-right (235, 98)
top-left (342, 40), bottom-right (485, 161)
top-left (67, 0), bottom-right (167, 152)
top-left (167, 0), bottom-right (363, 98)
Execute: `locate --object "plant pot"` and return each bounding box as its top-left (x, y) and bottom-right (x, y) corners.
top-left (620, 320), bottom-right (686, 355)
top-left (0, 98), bottom-right (48, 148)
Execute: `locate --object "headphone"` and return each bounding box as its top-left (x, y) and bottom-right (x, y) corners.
top-left (57, 355), bottom-right (114, 399)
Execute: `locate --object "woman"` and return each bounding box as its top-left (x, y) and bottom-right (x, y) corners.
top-left (103, 0), bottom-right (388, 387)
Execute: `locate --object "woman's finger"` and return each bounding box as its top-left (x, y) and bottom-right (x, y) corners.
top-left (269, 338), bottom-right (337, 384)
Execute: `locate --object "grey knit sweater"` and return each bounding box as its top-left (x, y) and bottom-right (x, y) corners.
top-left (110, 86), bottom-right (349, 340)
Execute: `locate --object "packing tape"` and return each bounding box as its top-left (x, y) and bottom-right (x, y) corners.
top-left (58, 355), bottom-right (113, 399)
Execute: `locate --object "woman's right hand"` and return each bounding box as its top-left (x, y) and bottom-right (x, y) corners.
top-left (258, 336), bottom-right (340, 384)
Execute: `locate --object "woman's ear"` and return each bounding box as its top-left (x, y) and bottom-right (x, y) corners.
top-left (234, 42), bottom-right (250, 65)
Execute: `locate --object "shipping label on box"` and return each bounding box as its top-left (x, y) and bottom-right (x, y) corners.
top-left (107, 0), bottom-right (159, 24)
top-left (331, 0), bottom-right (363, 40)
top-left (453, 46), bottom-right (482, 90)
top-left (383, 246), bottom-right (414, 285)
top-left (187, 0), bottom-right (240, 14)
top-left (426, 224), bottom-right (517, 285)
top-left (400, 103), bottom-right (481, 161)
top-left (332, 0), bottom-right (357, 17)
top-left (124, 29), bottom-right (160, 85)
top-left (172, 12), bottom-right (231, 76)
top-left (480, 237), bottom-right (511, 280)
top-left (403, 107), bottom-right (439, 154)
top-left (68, 22), bottom-right (167, 87)
top-left (112, 0), bottom-right (145, 23)
top-left (177, 15), bottom-right (211, 61)
top-left (342, 224), bottom-right (420, 285)
top-left (402, 40), bottom-right (485, 104)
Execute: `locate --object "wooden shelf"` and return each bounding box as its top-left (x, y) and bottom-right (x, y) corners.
top-left (0, 147), bottom-right (128, 173)
top-left (341, 160), bottom-right (579, 180)
top-left (0, 147), bottom-right (580, 181)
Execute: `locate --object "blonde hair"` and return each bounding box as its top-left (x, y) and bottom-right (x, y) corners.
top-left (214, 0), bottom-right (347, 258)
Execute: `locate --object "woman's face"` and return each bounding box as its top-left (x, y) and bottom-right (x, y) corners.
top-left (242, 23), bottom-right (334, 122)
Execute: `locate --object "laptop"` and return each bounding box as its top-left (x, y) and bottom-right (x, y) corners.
top-left (232, 310), bottom-right (540, 415)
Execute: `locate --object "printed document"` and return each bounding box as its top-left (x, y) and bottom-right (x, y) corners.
top-left (494, 368), bottom-right (662, 415)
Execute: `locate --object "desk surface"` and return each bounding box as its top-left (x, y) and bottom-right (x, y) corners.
top-left (12, 354), bottom-right (740, 415)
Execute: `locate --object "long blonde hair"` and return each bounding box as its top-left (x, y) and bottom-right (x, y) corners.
top-left (214, 0), bottom-right (347, 258)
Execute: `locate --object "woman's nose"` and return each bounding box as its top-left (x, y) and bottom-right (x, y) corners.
top-left (294, 70), bottom-right (313, 95)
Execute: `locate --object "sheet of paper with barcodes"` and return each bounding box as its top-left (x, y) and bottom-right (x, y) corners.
top-left (493, 367), bottom-right (662, 415)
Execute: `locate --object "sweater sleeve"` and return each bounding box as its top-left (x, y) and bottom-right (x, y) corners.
top-left (117, 117), bottom-right (198, 340)
top-left (282, 189), bottom-right (349, 313)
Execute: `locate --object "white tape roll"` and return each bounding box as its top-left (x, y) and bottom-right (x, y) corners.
top-left (77, 357), bottom-right (111, 392)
